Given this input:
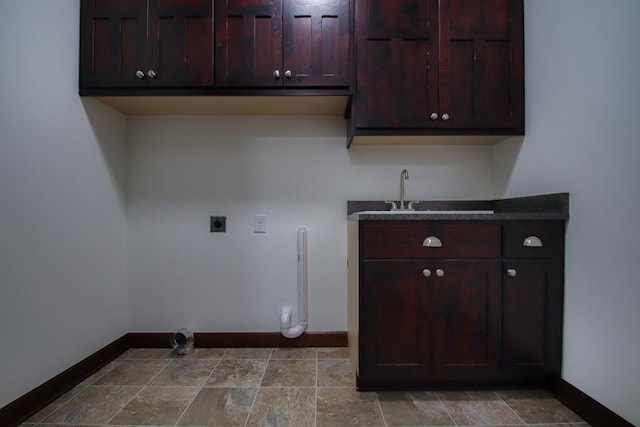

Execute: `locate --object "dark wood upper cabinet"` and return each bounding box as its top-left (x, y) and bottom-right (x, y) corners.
top-left (80, 0), bottom-right (213, 93)
top-left (439, 0), bottom-right (524, 129)
top-left (354, 0), bottom-right (438, 128)
top-left (352, 0), bottom-right (524, 140)
top-left (215, 0), bottom-right (350, 88)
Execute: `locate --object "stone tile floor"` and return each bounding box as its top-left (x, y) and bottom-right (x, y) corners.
top-left (20, 347), bottom-right (589, 426)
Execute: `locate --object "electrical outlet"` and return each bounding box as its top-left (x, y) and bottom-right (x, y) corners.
top-left (254, 214), bottom-right (266, 233)
top-left (210, 216), bottom-right (226, 232)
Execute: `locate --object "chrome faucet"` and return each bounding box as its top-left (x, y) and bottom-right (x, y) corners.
top-left (400, 169), bottom-right (409, 209)
top-left (385, 169), bottom-right (418, 211)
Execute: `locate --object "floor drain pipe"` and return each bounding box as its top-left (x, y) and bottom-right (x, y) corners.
top-left (280, 226), bottom-right (308, 339)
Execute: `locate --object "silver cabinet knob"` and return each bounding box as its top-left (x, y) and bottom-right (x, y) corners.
top-left (136, 70), bottom-right (145, 79)
top-left (273, 70), bottom-right (281, 79)
top-left (430, 113), bottom-right (438, 121)
top-left (441, 113), bottom-right (450, 121)
top-left (284, 70), bottom-right (292, 79)
top-left (436, 269), bottom-right (445, 277)
top-left (422, 269), bottom-right (432, 278)
top-left (507, 269), bottom-right (517, 277)
top-left (147, 70), bottom-right (157, 79)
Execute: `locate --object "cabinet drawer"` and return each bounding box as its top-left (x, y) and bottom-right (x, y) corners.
top-left (503, 222), bottom-right (565, 258)
top-left (361, 222), bottom-right (501, 259)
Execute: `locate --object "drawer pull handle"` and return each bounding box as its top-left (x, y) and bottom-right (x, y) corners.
top-left (506, 268), bottom-right (517, 277)
top-left (523, 236), bottom-right (543, 247)
top-left (423, 236), bottom-right (442, 247)
top-left (436, 269), bottom-right (445, 277)
top-left (422, 269), bottom-right (432, 277)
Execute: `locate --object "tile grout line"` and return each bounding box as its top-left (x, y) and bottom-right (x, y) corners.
top-left (496, 390), bottom-right (528, 426)
top-left (103, 354), bottom-right (174, 425)
top-left (174, 349), bottom-right (227, 426)
top-left (315, 348), bottom-right (319, 427)
top-left (434, 391), bottom-right (460, 426)
top-left (242, 348), bottom-right (273, 427)
top-left (375, 391), bottom-right (388, 427)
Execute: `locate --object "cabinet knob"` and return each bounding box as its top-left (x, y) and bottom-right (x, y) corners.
top-left (436, 269), bottom-right (445, 277)
top-left (284, 70), bottom-right (292, 79)
top-left (441, 113), bottom-right (450, 121)
top-left (422, 269), bottom-right (432, 278)
top-left (273, 70), bottom-right (281, 79)
top-left (136, 70), bottom-right (145, 79)
top-left (147, 70), bottom-right (157, 79)
top-left (507, 269), bottom-right (517, 277)
top-left (430, 113), bottom-right (438, 121)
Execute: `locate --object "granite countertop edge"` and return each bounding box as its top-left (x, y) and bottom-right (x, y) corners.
top-left (347, 193), bottom-right (570, 221)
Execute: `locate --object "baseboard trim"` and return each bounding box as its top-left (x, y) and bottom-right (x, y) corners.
top-left (0, 334), bottom-right (129, 427)
top-left (126, 331), bottom-right (348, 348)
top-left (548, 378), bottom-right (634, 427)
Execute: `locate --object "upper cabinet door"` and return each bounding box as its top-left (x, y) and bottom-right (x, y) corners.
top-left (215, 0), bottom-right (283, 87)
top-left (80, 0), bottom-right (148, 89)
top-left (355, 0), bottom-right (439, 128)
top-left (147, 0), bottom-right (214, 87)
top-left (439, 0), bottom-right (524, 129)
top-left (282, 0), bottom-right (350, 87)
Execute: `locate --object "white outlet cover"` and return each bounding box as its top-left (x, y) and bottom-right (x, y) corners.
top-left (254, 214), bottom-right (266, 233)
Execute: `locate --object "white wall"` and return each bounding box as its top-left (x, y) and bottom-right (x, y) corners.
top-left (491, 1), bottom-right (640, 424)
top-left (127, 116), bottom-right (494, 331)
top-left (0, 1), bottom-right (129, 408)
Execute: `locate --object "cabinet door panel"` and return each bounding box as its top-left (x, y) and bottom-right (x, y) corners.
top-left (80, 0), bottom-right (147, 89)
top-left (356, 40), bottom-right (437, 128)
top-left (360, 260), bottom-right (428, 382)
top-left (283, 0), bottom-right (350, 87)
top-left (215, 0), bottom-right (283, 87)
top-left (439, 0), bottom-right (523, 129)
top-left (363, 0), bottom-right (432, 39)
top-left (431, 259), bottom-right (501, 380)
top-left (355, 0), bottom-right (438, 128)
top-left (148, 0), bottom-right (213, 87)
top-left (503, 259), bottom-right (563, 380)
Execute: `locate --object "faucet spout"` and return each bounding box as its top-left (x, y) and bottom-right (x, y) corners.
top-left (400, 169), bottom-right (409, 210)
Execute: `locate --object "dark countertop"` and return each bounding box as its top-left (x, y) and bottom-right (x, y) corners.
top-left (347, 193), bottom-right (569, 221)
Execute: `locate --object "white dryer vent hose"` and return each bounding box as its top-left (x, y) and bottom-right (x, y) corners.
top-left (280, 226), bottom-right (308, 339)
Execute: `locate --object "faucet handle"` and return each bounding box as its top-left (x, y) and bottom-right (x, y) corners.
top-left (407, 201), bottom-right (420, 210)
top-left (384, 201), bottom-right (398, 211)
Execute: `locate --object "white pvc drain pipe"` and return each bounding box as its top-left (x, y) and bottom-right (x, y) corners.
top-left (280, 226), bottom-right (308, 339)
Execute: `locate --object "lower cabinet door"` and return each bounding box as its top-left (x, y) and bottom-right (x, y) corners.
top-left (430, 259), bottom-right (502, 381)
top-left (359, 260), bottom-right (429, 385)
top-left (503, 258), bottom-right (563, 381)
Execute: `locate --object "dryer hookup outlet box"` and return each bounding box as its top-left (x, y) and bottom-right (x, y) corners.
top-left (210, 216), bottom-right (226, 232)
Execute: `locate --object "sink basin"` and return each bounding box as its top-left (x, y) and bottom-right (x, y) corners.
top-left (355, 210), bottom-right (494, 215)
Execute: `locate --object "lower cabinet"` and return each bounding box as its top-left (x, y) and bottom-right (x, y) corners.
top-left (349, 220), bottom-right (565, 389)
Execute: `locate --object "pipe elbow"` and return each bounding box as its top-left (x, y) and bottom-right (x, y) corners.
top-left (280, 321), bottom-right (308, 339)
top-left (280, 306), bottom-right (292, 329)
top-left (280, 306), bottom-right (307, 339)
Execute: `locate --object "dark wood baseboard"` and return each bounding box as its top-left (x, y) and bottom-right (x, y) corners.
top-left (0, 334), bottom-right (129, 427)
top-left (127, 331), bottom-right (348, 348)
top-left (548, 378), bottom-right (634, 427)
